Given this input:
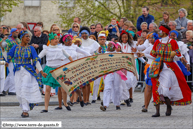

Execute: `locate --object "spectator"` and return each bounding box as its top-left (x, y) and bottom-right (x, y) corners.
top-left (94, 23), bottom-right (103, 41)
top-left (68, 17), bottom-right (82, 34)
top-left (49, 24), bottom-right (57, 33)
top-left (71, 22), bottom-right (80, 36)
top-left (149, 22), bottom-right (158, 33)
top-left (168, 21), bottom-right (182, 41)
top-left (182, 30), bottom-right (193, 49)
top-left (108, 18), bottom-right (120, 40)
top-left (123, 21), bottom-right (134, 31)
top-left (89, 35), bottom-right (96, 41)
top-left (136, 6), bottom-right (154, 31)
top-left (20, 22), bottom-right (32, 39)
top-left (137, 22), bottom-right (148, 37)
top-left (159, 11), bottom-right (170, 27)
top-left (29, 26), bottom-right (48, 54)
top-left (43, 30), bottom-right (49, 36)
top-left (36, 22), bottom-right (44, 29)
top-left (90, 24), bottom-right (96, 35)
top-left (141, 30), bottom-right (149, 39)
top-left (119, 17), bottom-right (128, 32)
top-left (7, 26), bottom-right (11, 34)
top-left (182, 20), bottom-right (193, 39)
top-left (175, 8), bottom-right (189, 33)
top-left (123, 21), bottom-right (138, 41)
top-left (16, 23), bottom-right (24, 33)
top-left (52, 26), bottom-right (62, 38)
top-left (0, 25), bottom-right (9, 38)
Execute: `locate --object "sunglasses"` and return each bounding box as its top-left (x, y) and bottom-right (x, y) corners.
top-left (24, 35), bottom-right (30, 38)
top-left (90, 28), bottom-right (95, 29)
top-left (73, 26), bottom-right (78, 28)
top-left (53, 29), bottom-right (59, 31)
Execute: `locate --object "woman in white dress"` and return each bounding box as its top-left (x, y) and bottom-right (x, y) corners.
top-left (79, 27), bottom-right (100, 105)
top-left (39, 33), bottom-right (73, 113)
top-left (5, 31), bottom-right (47, 117)
top-left (57, 33), bottom-right (91, 107)
top-left (120, 30), bottom-right (145, 103)
top-left (148, 25), bottom-right (191, 117)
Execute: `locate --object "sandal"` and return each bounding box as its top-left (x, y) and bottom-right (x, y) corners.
top-left (21, 112), bottom-right (29, 118)
top-left (100, 106), bottom-right (106, 111)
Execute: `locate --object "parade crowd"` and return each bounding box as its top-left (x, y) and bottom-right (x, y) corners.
top-left (0, 6), bottom-right (192, 118)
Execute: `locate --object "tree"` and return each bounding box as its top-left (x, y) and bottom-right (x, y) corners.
top-left (0, 0), bottom-right (22, 22)
top-left (187, 0), bottom-right (193, 20)
top-left (54, 0), bottom-right (190, 29)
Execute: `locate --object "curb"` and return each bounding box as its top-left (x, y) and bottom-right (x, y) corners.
top-left (0, 101), bottom-right (59, 106)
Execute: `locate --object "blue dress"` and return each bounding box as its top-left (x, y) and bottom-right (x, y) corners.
top-left (7, 45), bottom-right (42, 110)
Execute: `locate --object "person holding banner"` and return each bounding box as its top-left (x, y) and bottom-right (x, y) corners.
top-left (4, 31), bottom-right (46, 118)
top-left (91, 33), bottom-right (107, 104)
top-left (39, 32), bottom-right (74, 113)
top-left (120, 30), bottom-right (144, 103)
top-left (79, 27), bottom-right (100, 105)
top-left (59, 33), bottom-right (91, 107)
top-left (149, 25), bottom-right (192, 117)
top-left (100, 41), bottom-right (127, 111)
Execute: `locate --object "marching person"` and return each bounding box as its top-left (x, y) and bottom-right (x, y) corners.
top-left (149, 25), bottom-right (192, 117)
top-left (3, 28), bottom-right (21, 95)
top-left (0, 36), bottom-right (7, 96)
top-left (39, 32), bottom-right (73, 113)
top-left (59, 33), bottom-right (91, 106)
top-left (100, 41), bottom-right (127, 111)
top-left (79, 26), bottom-right (100, 105)
top-left (4, 31), bottom-right (47, 118)
top-left (91, 33), bottom-right (107, 103)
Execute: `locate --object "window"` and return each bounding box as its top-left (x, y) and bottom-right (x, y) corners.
top-left (24, 0), bottom-right (40, 6)
top-left (59, 0), bottom-right (75, 7)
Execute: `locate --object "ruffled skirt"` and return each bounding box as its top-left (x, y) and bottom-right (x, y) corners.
top-left (157, 63), bottom-right (183, 101)
top-left (42, 65), bottom-right (61, 89)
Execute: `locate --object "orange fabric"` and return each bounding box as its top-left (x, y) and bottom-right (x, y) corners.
top-left (47, 40), bottom-right (50, 46)
top-left (144, 64), bottom-right (150, 75)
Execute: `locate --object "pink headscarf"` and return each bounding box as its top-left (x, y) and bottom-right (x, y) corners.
top-left (108, 41), bottom-right (121, 49)
top-left (62, 34), bottom-right (73, 42)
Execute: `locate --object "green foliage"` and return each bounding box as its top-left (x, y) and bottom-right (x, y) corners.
top-left (55, 0), bottom-right (191, 29)
top-left (187, 0), bottom-right (193, 20)
top-left (0, 0), bottom-right (22, 21)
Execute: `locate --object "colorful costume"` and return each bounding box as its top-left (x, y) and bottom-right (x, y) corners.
top-left (7, 45), bottom-right (42, 112)
top-left (150, 36), bottom-right (192, 105)
top-left (4, 37), bottom-right (21, 93)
